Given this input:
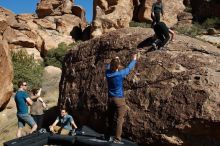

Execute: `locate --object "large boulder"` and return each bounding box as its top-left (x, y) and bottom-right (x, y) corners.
top-left (72, 5), bottom-right (87, 28)
top-left (0, 40), bottom-right (13, 111)
top-left (59, 27), bottom-right (220, 145)
top-left (197, 34), bottom-right (220, 46)
top-left (136, 0), bottom-right (152, 22)
top-left (176, 11), bottom-right (193, 27)
top-left (42, 66), bottom-right (61, 107)
top-left (36, 28), bottom-right (73, 52)
top-left (91, 0), bottom-right (134, 37)
top-left (0, 7), bottom-right (16, 26)
top-left (0, 7), bottom-right (16, 35)
top-left (36, 0), bottom-right (74, 18)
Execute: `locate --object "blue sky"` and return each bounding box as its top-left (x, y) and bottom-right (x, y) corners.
top-left (0, 0), bottom-right (93, 22)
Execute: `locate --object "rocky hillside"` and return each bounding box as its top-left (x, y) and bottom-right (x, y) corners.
top-left (0, 0), bottom-right (86, 61)
top-left (59, 27), bottom-right (220, 146)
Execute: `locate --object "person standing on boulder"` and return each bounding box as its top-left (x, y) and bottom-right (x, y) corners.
top-left (105, 54), bottom-right (137, 144)
top-left (151, 0), bottom-right (164, 27)
top-left (152, 21), bottom-right (175, 50)
top-left (14, 81), bottom-right (40, 137)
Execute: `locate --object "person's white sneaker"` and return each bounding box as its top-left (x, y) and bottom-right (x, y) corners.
top-left (113, 139), bottom-right (124, 144)
top-left (152, 43), bottom-right (157, 50)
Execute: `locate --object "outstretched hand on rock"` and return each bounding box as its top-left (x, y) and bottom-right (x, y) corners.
top-left (133, 54), bottom-right (137, 60)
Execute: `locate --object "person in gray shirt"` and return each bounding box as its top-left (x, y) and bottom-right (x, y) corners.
top-left (151, 0), bottom-right (164, 27)
top-left (30, 88), bottom-right (47, 130)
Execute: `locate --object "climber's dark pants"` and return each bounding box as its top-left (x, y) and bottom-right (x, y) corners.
top-left (106, 97), bottom-right (128, 141)
top-left (151, 12), bottom-right (160, 27)
top-left (156, 32), bottom-right (170, 48)
top-left (153, 22), bottom-right (170, 49)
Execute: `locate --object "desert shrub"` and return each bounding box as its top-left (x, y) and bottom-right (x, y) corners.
top-left (176, 17), bottom-right (220, 36)
top-left (129, 21), bottom-right (151, 28)
top-left (175, 23), bottom-right (204, 37)
top-left (202, 17), bottom-right (220, 28)
top-left (12, 49), bottom-right (44, 91)
top-left (184, 6), bottom-right (192, 13)
top-left (44, 42), bottom-right (79, 68)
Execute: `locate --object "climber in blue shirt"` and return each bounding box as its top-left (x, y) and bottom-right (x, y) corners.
top-left (105, 54), bottom-right (137, 144)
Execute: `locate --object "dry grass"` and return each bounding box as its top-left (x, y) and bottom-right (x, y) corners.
top-left (0, 97), bottom-right (58, 146)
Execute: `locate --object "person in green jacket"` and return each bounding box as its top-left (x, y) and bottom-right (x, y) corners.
top-left (151, 0), bottom-right (164, 27)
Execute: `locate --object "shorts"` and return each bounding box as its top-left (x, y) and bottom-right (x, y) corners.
top-left (52, 126), bottom-right (70, 135)
top-left (17, 113), bottom-right (36, 128)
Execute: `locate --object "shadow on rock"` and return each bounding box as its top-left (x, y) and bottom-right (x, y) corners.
top-left (137, 37), bottom-right (154, 48)
top-left (137, 37), bottom-right (155, 52)
top-left (43, 106), bottom-right (59, 130)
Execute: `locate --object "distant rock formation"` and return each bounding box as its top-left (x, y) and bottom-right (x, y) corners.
top-left (0, 40), bottom-right (13, 111)
top-left (0, 1), bottom-right (86, 57)
top-left (36, 0), bottom-right (73, 18)
top-left (91, 0), bottom-right (134, 37)
top-left (59, 27), bottom-right (220, 145)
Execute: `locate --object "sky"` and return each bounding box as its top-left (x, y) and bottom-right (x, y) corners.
top-left (0, 0), bottom-right (93, 22)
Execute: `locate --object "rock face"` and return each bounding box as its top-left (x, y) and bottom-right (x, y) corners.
top-left (177, 11), bottom-right (193, 27)
top-left (59, 27), bottom-right (220, 145)
top-left (197, 34), bottom-right (220, 47)
top-left (36, 0), bottom-right (73, 18)
top-left (72, 5), bottom-right (87, 28)
top-left (0, 40), bottom-right (13, 111)
top-left (190, 0), bottom-right (220, 18)
top-left (0, 2), bottom-right (86, 58)
top-left (91, 0), bottom-right (134, 37)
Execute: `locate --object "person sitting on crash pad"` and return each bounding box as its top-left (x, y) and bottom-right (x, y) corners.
top-left (152, 21), bottom-right (174, 50)
top-left (49, 108), bottom-right (77, 135)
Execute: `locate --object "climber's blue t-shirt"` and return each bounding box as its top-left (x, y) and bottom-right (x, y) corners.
top-left (15, 90), bottom-right (29, 114)
top-left (106, 60), bottom-right (136, 98)
top-left (56, 115), bottom-right (74, 130)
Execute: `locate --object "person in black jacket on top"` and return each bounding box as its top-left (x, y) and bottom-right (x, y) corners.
top-left (152, 21), bottom-right (175, 50)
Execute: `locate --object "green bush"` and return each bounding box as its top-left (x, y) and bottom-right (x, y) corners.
top-left (129, 21), bottom-right (151, 28)
top-left (175, 23), bottom-right (204, 37)
top-left (12, 49), bottom-right (44, 91)
top-left (202, 17), bottom-right (220, 29)
top-left (175, 17), bottom-right (220, 37)
top-left (184, 6), bottom-right (192, 13)
top-left (44, 42), bottom-right (79, 68)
